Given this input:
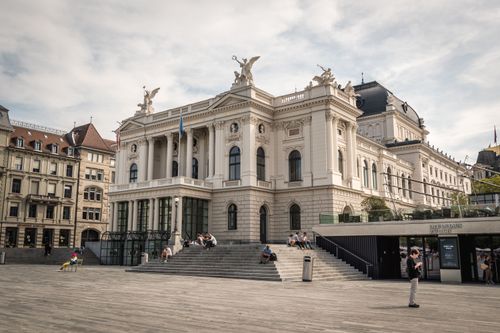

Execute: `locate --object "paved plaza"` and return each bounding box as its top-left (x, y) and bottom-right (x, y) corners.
top-left (0, 265), bottom-right (499, 333)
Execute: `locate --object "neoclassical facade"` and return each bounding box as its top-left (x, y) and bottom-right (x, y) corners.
top-left (109, 64), bottom-right (471, 245)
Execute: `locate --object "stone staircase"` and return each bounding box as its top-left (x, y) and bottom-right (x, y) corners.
top-left (272, 245), bottom-right (369, 282)
top-left (128, 244), bottom-right (368, 282)
top-left (0, 247), bottom-right (101, 265)
top-left (127, 244), bottom-right (281, 281)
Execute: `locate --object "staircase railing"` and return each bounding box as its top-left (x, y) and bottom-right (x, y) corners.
top-left (313, 231), bottom-right (374, 278)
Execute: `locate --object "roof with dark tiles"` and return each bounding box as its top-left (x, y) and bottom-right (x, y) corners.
top-left (354, 81), bottom-right (423, 128)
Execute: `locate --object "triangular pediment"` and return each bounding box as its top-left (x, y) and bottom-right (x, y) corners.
top-left (119, 120), bottom-right (144, 132)
top-left (209, 93), bottom-right (250, 110)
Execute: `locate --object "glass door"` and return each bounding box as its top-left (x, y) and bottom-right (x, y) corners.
top-left (423, 237), bottom-right (440, 280)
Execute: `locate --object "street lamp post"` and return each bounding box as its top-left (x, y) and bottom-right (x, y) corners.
top-left (172, 197), bottom-right (182, 253)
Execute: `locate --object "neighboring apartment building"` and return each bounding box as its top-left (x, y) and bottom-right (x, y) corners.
top-left (67, 123), bottom-right (115, 247)
top-left (0, 117), bottom-right (79, 248)
top-left (0, 105), bottom-right (116, 249)
top-left (107, 63), bottom-right (471, 255)
top-left (473, 145), bottom-right (500, 180)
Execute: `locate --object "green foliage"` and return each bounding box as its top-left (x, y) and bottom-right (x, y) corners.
top-left (450, 192), bottom-right (469, 206)
top-left (472, 175), bottom-right (500, 194)
top-left (361, 196), bottom-right (393, 222)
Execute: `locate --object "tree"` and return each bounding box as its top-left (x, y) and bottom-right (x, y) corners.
top-left (361, 196), bottom-right (393, 222)
top-left (472, 175), bottom-right (500, 194)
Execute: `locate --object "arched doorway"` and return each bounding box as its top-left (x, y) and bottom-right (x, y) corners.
top-left (340, 206), bottom-right (353, 223)
top-left (81, 229), bottom-right (100, 247)
top-left (259, 206), bottom-right (267, 243)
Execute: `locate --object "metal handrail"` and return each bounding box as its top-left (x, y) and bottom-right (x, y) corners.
top-left (313, 231), bottom-right (373, 277)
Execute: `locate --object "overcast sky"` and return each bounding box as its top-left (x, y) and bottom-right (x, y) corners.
top-left (1, 0), bottom-right (499, 162)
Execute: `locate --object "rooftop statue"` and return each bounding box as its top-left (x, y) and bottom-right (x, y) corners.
top-left (232, 55), bottom-right (260, 86)
top-left (137, 86), bottom-right (160, 115)
top-left (343, 81), bottom-right (359, 98)
top-left (313, 64), bottom-right (335, 86)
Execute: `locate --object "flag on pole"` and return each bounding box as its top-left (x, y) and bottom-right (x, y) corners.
top-left (179, 110), bottom-right (184, 139)
top-left (495, 125), bottom-right (497, 144)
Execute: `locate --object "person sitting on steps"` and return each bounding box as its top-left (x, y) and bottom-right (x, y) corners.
top-left (204, 233), bottom-right (217, 250)
top-left (303, 232), bottom-right (314, 249)
top-left (287, 234), bottom-right (295, 247)
top-left (260, 245), bottom-right (273, 264)
top-left (160, 246), bottom-right (172, 263)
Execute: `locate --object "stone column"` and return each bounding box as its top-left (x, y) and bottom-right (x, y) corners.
top-left (147, 198), bottom-right (153, 230)
top-left (186, 128), bottom-right (193, 178)
top-left (332, 117), bottom-right (338, 172)
top-left (166, 133), bottom-right (173, 178)
top-left (325, 111), bottom-right (334, 173)
top-left (132, 200), bottom-right (138, 231)
top-left (147, 137), bottom-right (155, 181)
top-left (208, 124), bottom-right (215, 178)
top-left (214, 121), bottom-right (225, 179)
top-left (346, 123), bottom-right (353, 180)
top-left (128, 200), bottom-right (134, 231)
top-left (153, 197), bottom-right (159, 231)
top-left (352, 124), bottom-right (358, 176)
top-left (138, 138), bottom-right (148, 182)
top-left (172, 196), bottom-right (183, 254)
top-left (112, 202), bottom-right (118, 232)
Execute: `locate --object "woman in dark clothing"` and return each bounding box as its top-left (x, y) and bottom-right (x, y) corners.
top-left (407, 248), bottom-right (422, 308)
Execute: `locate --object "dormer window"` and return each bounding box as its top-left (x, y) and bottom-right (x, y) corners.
top-left (67, 147), bottom-right (74, 157)
top-left (16, 137), bottom-right (24, 148)
top-left (34, 141), bottom-right (42, 151)
top-left (51, 144), bottom-right (59, 154)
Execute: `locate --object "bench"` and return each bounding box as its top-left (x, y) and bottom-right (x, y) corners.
top-left (65, 258), bottom-right (84, 272)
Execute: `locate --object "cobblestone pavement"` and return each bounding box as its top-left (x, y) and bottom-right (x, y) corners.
top-left (0, 265), bottom-right (499, 333)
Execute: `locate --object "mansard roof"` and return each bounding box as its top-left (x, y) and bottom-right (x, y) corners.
top-left (354, 81), bottom-right (423, 128)
top-left (11, 125), bottom-right (74, 156)
top-left (68, 123), bottom-right (115, 153)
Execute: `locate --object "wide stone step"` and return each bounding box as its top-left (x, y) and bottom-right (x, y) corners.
top-left (128, 270), bottom-right (282, 281)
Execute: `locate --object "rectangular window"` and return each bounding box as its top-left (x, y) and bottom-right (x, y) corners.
top-left (11, 179), bottom-right (22, 193)
top-left (46, 206), bottom-right (54, 219)
top-left (47, 183), bottom-right (56, 197)
top-left (59, 229), bottom-right (70, 246)
top-left (32, 160), bottom-right (41, 173)
top-left (110, 159), bottom-right (115, 167)
top-left (87, 152), bottom-right (92, 161)
top-left (158, 198), bottom-right (172, 232)
top-left (28, 204), bottom-right (37, 218)
top-left (111, 171), bottom-right (116, 183)
top-left (67, 147), bottom-right (74, 157)
top-left (82, 207), bottom-right (101, 221)
top-left (66, 165), bottom-right (73, 177)
top-left (51, 144), bottom-right (58, 154)
top-left (49, 162), bottom-right (57, 175)
top-left (31, 181), bottom-right (39, 195)
top-left (97, 171), bottom-right (103, 181)
top-left (14, 156), bottom-right (23, 170)
top-left (98, 154), bottom-right (103, 163)
top-left (62, 206), bottom-right (71, 220)
top-left (137, 200), bottom-right (149, 232)
top-left (9, 203), bottom-right (19, 217)
top-left (16, 137), bottom-right (24, 148)
top-left (117, 202), bottom-right (129, 232)
top-left (34, 141), bottom-right (41, 151)
top-left (24, 228), bottom-right (37, 247)
top-left (64, 185), bottom-right (72, 198)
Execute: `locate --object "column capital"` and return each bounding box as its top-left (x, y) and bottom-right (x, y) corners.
top-left (165, 132), bottom-right (173, 139)
top-left (214, 120), bottom-right (225, 130)
top-left (325, 111), bottom-right (335, 121)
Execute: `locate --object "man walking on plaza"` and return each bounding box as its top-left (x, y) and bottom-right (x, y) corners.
top-left (407, 248), bottom-right (422, 308)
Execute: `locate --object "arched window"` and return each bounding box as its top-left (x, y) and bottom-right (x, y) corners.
top-left (192, 158), bottom-right (198, 179)
top-left (423, 179), bottom-right (428, 200)
top-left (386, 167), bottom-right (392, 192)
top-left (289, 204), bottom-right (301, 230)
top-left (257, 147), bottom-right (265, 181)
top-left (172, 161), bottom-right (178, 177)
top-left (372, 163), bottom-right (377, 189)
top-left (228, 204), bottom-right (237, 230)
top-left (401, 173), bottom-right (407, 197)
top-left (129, 163), bottom-right (138, 183)
top-left (408, 176), bottom-right (412, 199)
top-left (363, 161), bottom-right (369, 187)
top-left (229, 146), bottom-right (241, 180)
top-left (288, 150), bottom-right (301, 181)
top-left (83, 187), bottom-right (102, 201)
top-left (338, 150), bottom-right (344, 179)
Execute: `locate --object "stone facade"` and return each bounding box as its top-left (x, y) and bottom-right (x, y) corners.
top-left (109, 67), bottom-right (471, 244)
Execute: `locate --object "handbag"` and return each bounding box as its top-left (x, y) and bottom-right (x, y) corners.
top-left (480, 263), bottom-right (488, 270)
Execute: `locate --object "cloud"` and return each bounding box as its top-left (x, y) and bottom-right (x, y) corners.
top-left (0, 0), bottom-right (499, 164)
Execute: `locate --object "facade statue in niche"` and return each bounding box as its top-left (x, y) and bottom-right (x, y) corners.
top-left (131, 144), bottom-right (137, 153)
top-left (312, 64), bottom-right (335, 86)
top-left (137, 86), bottom-right (160, 115)
top-left (232, 55), bottom-right (260, 86)
top-left (230, 122), bottom-right (239, 133)
top-left (258, 124), bottom-right (265, 134)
